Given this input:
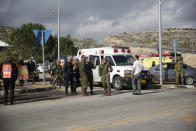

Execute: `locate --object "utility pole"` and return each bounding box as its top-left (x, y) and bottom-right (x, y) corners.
top-left (57, 0), bottom-right (60, 61)
top-left (159, 0), bottom-right (163, 85)
top-left (42, 30), bottom-right (45, 85)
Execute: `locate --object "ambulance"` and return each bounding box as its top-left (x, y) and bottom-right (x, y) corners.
top-left (76, 46), bottom-right (149, 90)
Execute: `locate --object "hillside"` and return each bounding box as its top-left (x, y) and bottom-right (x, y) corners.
top-left (105, 28), bottom-right (196, 50)
top-left (0, 25), bottom-right (14, 42)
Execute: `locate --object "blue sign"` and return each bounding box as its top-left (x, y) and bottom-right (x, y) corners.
top-left (33, 30), bottom-right (52, 45)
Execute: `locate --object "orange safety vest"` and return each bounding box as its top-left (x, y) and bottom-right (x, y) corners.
top-left (2, 64), bottom-right (12, 78)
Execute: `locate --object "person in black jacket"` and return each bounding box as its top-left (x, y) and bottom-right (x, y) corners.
top-left (72, 58), bottom-right (80, 95)
top-left (63, 56), bottom-right (73, 96)
top-left (27, 58), bottom-right (36, 84)
top-left (0, 56), bottom-right (18, 105)
top-left (86, 56), bottom-right (96, 95)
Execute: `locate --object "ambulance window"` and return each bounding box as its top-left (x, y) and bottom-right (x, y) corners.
top-left (105, 56), bottom-right (115, 66)
top-left (90, 55), bottom-right (100, 65)
top-left (113, 55), bottom-right (131, 66)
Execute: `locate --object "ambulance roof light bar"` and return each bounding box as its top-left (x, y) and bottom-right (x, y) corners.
top-left (112, 46), bottom-right (129, 49)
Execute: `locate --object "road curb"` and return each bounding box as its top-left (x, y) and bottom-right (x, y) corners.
top-left (0, 86), bottom-right (53, 97)
top-left (161, 85), bottom-right (196, 89)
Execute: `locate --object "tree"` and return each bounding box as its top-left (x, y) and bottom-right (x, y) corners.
top-left (7, 23), bottom-right (45, 62)
top-left (5, 23), bottom-right (77, 63)
top-left (60, 34), bottom-right (77, 57)
top-left (7, 23), bottom-right (59, 63)
top-left (45, 35), bottom-right (58, 61)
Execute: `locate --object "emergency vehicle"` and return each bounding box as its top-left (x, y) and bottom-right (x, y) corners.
top-left (76, 46), bottom-right (149, 90)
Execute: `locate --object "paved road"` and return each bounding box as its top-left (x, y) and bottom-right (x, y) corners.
top-left (0, 87), bottom-right (195, 131)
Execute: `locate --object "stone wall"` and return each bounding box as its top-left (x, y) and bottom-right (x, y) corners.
top-left (105, 28), bottom-right (196, 50)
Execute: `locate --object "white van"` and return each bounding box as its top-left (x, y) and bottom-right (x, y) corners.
top-left (76, 46), bottom-right (148, 90)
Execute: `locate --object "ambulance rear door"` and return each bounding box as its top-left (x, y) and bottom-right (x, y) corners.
top-left (90, 55), bottom-right (101, 83)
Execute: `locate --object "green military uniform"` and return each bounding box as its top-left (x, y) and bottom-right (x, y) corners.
top-left (53, 65), bottom-right (63, 87)
top-left (48, 64), bottom-right (55, 84)
top-left (175, 63), bottom-right (184, 84)
top-left (79, 61), bottom-right (88, 91)
top-left (99, 63), bottom-right (113, 92)
top-left (86, 62), bottom-right (95, 92)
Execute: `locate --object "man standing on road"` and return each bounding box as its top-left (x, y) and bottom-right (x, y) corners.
top-left (27, 58), bottom-right (36, 84)
top-left (53, 61), bottom-right (63, 89)
top-left (48, 61), bottom-right (55, 86)
top-left (99, 58), bottom-right (113, 96)
top-left (73, 58), bottom-right (80, 95)
top-left (63, 56), bottom-right (73, 96)
top-left (132, 55), bottom-right (143, 95)
top-left (86, 56), bottom-right (96, 95)
top-left (175, 59), bottom-right (184, 85)
top-left (79, 55), bottom-right (88, 96)
top-left (0, 56), bottom-right (18, 105)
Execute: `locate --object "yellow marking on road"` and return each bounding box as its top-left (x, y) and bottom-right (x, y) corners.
top-left (180, 114), bottom-right (196, 123)
top-left (69, 105), bottom-right (196, 131)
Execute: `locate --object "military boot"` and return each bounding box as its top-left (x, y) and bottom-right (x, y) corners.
top-left (90, 88), bottom-right (94, 95)
top-left (104, 90), bottom-right (108, 95)
top-left (65, 87), bottom-right (68, 96)
top-left (82, 89), bottom-right (88, 96)
top-left (106, 90), bottom-right (111, 96)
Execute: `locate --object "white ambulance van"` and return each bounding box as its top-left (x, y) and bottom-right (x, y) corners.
top-left (76, 46), bottom-right (148, 90)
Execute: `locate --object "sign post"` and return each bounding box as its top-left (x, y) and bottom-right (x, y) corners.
top-left (33, 30), bottom-right (52, 85)
top-left (171, 38), bottom-right (178, 62)
top-left (158, 0), bottom-right (163, 85)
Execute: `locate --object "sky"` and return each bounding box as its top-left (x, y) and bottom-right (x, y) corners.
top-left (0, 0), bottom-right (196, 41)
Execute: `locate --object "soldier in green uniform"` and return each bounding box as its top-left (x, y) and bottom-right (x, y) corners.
top-left (79, 55), bottom-right (88, 96)
top-left (99, 58), bottom-right (113, 96)
top-left (48, 61), bottom-right (55, 86)
top-left (175, 59), bottom-right (184, 85)
top-left (86, 56), bottom-right (96, 95)
top-left (53, 61), bottom-right (63, 89)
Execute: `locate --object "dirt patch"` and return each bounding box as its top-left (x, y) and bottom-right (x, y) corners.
top-left (182, 53), bottom-right (196, 68)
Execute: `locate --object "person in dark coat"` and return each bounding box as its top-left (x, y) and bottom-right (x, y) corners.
top-left (63, 56), bottom-right (73, 96)
top-left (86, 56), bottom-right (96, 95)
top-left (27, 58), bottom-right (36, 84)
top-left (0, 56), bottom-right (18, 105)
top-left (72, 58), bottom-right (80, 95)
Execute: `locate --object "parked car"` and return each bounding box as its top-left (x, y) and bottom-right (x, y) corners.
top-left (149, 62), bottom-right (196, 85)
top-left (37, 64), bottom-right (49, 73)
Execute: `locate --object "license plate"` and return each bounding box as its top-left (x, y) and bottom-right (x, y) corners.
top-left (141, 80), bottom-right (146, 84)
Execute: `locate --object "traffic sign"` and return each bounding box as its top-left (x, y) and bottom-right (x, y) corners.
top-left (32, 30), bottom-right (52, 85)
top-left (171, 38), bottom-right (178, 50)
top-left (136, 40), bottom-right (139, 45)
top-left (170, 38), bottom-right (178, 62)
top-left (33, 30), bottom-right (52, 45)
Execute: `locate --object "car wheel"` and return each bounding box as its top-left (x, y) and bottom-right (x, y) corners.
top-left (185, 77), bottom-right (194, 85)
top-left (113, 76), bottom-right (123, 90)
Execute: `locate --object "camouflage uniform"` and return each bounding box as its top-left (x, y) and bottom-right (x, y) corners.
top-left (99, 63), bottom-right (113, 95)
top-left (54, 65), bottom-right (63, 88)
top-left (48, 64), bottom-right (55, 85)
top-left (175, 63), bottom-right (184, 85)
top-left (79, 60), bottom-right (88, 94)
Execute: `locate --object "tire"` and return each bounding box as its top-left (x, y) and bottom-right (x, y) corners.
top-left (185, 76), bottom-right (194, 85)
top-left (113, 76), bottom-right (123, 90)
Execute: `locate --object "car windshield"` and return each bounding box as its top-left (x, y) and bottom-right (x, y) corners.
top-left (113, 55), bottom-right (134, 66)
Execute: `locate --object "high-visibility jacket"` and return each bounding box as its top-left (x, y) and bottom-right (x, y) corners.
top-left (2, 64), bottom-right (12, 78)
top-left (0, 60), bottom-right (18, 81)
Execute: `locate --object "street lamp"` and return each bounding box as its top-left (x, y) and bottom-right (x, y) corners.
top-left (57, 0), bottom-right (60, 61)
top-left (159, 0), bottom-right (163, 85)
top-left (50, 0), bottom-right (60, 61)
